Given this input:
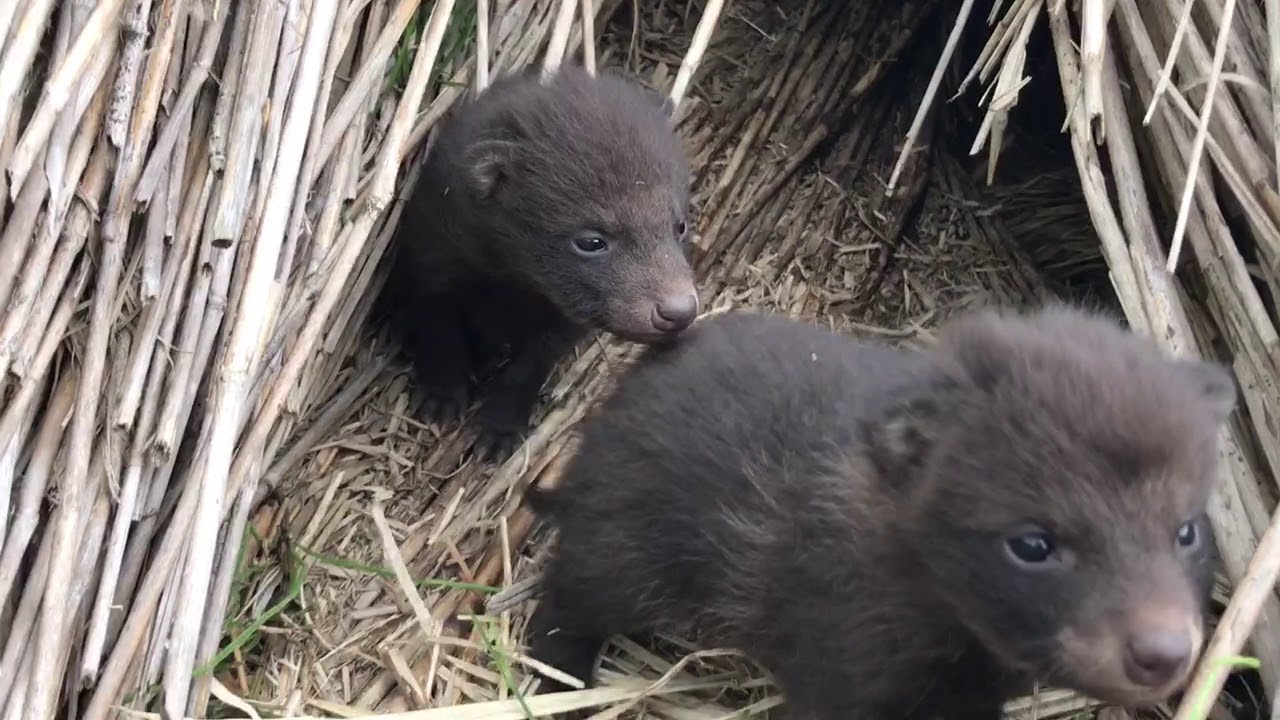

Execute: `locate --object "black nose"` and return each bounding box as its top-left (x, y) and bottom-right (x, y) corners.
top-left (651, 293), bottom-right (698, 332)
top-left (1124, 630), bottom-right (1192, 687)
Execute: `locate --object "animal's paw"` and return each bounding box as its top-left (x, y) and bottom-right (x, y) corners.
top-left (472, 400), bottom-right (531, 462)
top-left (419, 386), bottom-right (470, 426)
top-left (471, 426), bottom-right (525, 463)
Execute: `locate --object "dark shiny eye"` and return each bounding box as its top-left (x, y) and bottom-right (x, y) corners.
top-left (1176, 521), bottom-right (1198, 548)
top-left (675, 220), bottom-right (688, 240)
top-left (1006, 532), bottom-right (1055, 564)
top-left (572, 234), bottom-right (608, 255)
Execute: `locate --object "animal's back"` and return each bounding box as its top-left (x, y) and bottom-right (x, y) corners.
top-left (540, 310), bottom-right (934, 639)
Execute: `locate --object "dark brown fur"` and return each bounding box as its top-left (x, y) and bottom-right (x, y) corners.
top-left (525, 305), bottom-right (1236, 719)
top-left (385, 63), bottom-right (697, 459)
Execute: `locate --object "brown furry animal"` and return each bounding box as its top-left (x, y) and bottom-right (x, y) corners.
top-left (525, 305), bottom-right (1236, 719)
top-left (384, 63), bottom-right (697, 461)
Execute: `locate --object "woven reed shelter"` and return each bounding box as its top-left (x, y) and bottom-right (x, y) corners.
top-left (1, 0), bottom-right (1278, 719)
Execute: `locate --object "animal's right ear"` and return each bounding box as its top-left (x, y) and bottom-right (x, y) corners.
top-left (465, 139), bottom-right (521, 198)
top-left (636, 81), bottom-right (676, 119)
top-left (863, 379), bottom-right (962, 479)
top-left (1169, 356), bottom-right (1237, 424)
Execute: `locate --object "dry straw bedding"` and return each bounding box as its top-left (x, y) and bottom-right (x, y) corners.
top-left (0, 0), bottom-right (1278, 719)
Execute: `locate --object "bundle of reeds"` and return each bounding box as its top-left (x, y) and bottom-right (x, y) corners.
top-left (2, 0), bottom-right (1278, 719)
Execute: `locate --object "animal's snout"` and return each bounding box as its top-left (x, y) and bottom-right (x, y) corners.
top-left (1123, 628), bottom-right (1193, 688)
top-left (651, 293), bottom-right (699, 333)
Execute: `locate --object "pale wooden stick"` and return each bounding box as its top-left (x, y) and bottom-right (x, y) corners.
top-left (477, 0), bottom-right (491, 91)
top-left (1266, 0), bottom-right (1280, 188)
top-left (369, 0), bottom-right (457, 205)
top-left (1078, 0), bottom-right (1111, 140)
top-left (542, 0), bottom-right (578, 80)
top-left (0, 0), bottom-right (56, 162)
top-left (669, 0), bottom-right (725, 108)
top-left (0, 0), bottom-right (28, 61)
top-left (0, 497), bottom-right (54, 711)
top-left (0, 372), bottom-right (42, 561)
top-left (372, 498), bottom-right (445, 643)
top-left (1165, 0), bottom-right (1239, 272)
top-left (1174, 501), bottom-right (1280, 720)
top-left (108, 0), bottom-right (157, 150)
top-left (135, 0), bottom-right (229, 203)
top-left (1142, 0), bottom-right (1197, 126)
top-left (306, 0), bottom-right (420, 189)
top-left (887, 0), bottom-right (976, 195)
top-left (580, 0), bottom-right (596, 75)
top-left (6, 0), bottom-right (127, 196)
top-left (208, 0), bottom-right (284, 241)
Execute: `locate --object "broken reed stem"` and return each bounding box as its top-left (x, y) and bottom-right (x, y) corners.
top-left (7, 0), bottom-right (127, 198)
top-left (887, 0), bottom-right (975, 195)
top-left (476, 0), bottom-right (491, 91)
top-left (1174, 502), bottom-right (1280, 720)
top-left (542, 0), bottom-right (578, 80)
top-left (1142, 0), bottom-right (1197, 126)
top-left (1165, 0), bottom-right (1238, 272)
top-left (669, 0), bottom-right (725, 108)
top-left (1267, 0), bottom-right (1280, 187)
top-left (580, 0), bottom-right (596, 75)
top-left (1078, 0), bottom-right (1111, 141)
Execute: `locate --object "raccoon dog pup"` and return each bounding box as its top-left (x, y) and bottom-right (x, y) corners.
top-left (525, 305), bottom-right (1236, 718)
top-left (386, 63), bottom-right (697, 460)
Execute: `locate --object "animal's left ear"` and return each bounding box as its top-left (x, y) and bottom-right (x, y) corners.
top-left (1171, 357), bottom-right (1237, 423)
top-left (637, 81), bottom-right (676, 119)
top-left (863, 377), bottom-right (964, 479)
top-left (465, 138), bottom-right (521, 198)
top-left (655, 92), bottom-right (676, 119)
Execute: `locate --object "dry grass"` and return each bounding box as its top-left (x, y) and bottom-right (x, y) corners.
top-left (0, 0), bottom-right (1278, 719)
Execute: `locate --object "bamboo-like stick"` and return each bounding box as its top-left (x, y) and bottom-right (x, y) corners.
top-left (305, 0), bottom-right (420, 189)
top-left (477, 0), bottom-right (491, 91)
top-left (0, 0), bottom-right (56, 157)
top-left (669, 0), bottom-right (725, 108)
top-left (887, 0), bottom-right (975, 195)
top-left (1267, 0), bottom-right (1280, 187)
top-left (580, 0), bottom-right (595, 75)
top-left (6, 0), bottom-right (127, 197)
top-left (542, 0), bottom-right (577, 79)
top-left (1165, 0), bottom-right (1239, 272)
top-left (1174, 503), bottom-right (1280, 720)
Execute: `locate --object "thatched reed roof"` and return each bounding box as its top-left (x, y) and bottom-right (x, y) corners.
top-left (0, 0), bottom-right (1277, 719)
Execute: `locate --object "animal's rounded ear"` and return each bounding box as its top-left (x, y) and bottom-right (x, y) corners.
top-left (632, 80), bottom-right (676, 119)
top-left (863, 378), bottom-right (963, 478)
top-left (466, 138), bottom-right (521, 197)
top-left (655, 92), bottom-right (676, 119)
top-left (1172, 357), bottom-right (1237, 423)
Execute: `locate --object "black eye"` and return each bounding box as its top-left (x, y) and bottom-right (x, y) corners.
top-left (1176, 521), bottom-right (1198, 548)
top-left (675, 220), bottom-right (688, 240)
top-left (1006, 532), bottom-right (1055, 564)
top-left (572, 234), bottom-right (608, 255)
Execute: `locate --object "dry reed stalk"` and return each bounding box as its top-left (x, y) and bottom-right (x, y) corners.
top-left (668, 0), bottom-right (724, 108)
top-left (887, 0), bottom-right (976, 194)
top-left (543, 0), bottom-right (579, 78)
top-left (477, 0), bottom-right (491, 90)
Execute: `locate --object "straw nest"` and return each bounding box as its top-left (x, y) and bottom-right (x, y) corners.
top-left (1, 0), bottom-right (1279, 719)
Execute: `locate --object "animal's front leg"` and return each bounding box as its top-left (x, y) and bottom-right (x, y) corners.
top-left (471, 326), bottom-right (581, 461)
